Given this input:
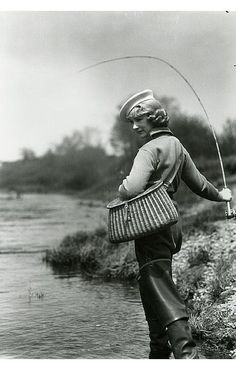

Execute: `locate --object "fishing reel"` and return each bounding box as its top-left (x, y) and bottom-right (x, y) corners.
top-left (225, 202), bottom-right (236, 220)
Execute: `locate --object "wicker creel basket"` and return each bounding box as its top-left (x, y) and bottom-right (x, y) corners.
top-left (106, 180), bottom-right (178, 243)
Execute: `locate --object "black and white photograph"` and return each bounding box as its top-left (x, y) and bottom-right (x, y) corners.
top-left (0, 2), bottom-right (235, 363)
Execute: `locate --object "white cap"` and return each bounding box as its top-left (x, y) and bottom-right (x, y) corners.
top-left (119, 89), bottom-right (154, 122)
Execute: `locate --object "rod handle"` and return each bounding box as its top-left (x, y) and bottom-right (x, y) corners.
top-left (226, 201), bottom-right (231, 217)
top-left (225, 201), bottom-right (236, 219)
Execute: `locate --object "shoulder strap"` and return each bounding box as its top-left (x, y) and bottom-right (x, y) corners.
top-left (163, 147), bottom-right (184, 186)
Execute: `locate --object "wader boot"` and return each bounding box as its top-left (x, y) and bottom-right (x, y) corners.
top-left (139, 268), bottom-right (171, 358)
top-left (139, 258), bottom-right (198, 359)
top-left (148, 319), bottom-right (172, 359)
top-left (167, 318), bottom-right (199, 359)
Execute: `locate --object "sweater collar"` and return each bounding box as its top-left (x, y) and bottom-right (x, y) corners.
top-left (149, 127), bottom-right (174, 138)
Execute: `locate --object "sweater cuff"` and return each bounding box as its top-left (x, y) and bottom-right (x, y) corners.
top-left (216, 190), bottom-right (223, 202)
top-left (118, 184), bottom-right (129, 199)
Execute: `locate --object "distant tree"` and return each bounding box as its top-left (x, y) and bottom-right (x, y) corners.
top-left (54, 128), bottom-right (102, 156)
top-left (158, 96), bottom-right (181, 116)
top-left (54, 130), bottom-right (84, 156)
top-left (110, 113), bottom-right (143, 154)
top-left (82, 127), bottom-right (102, 148)
top-left (220, 119), bottom-right (236, 156)
top-left (110, 112), bottom-right (144, 176)
top-left (169, 113), bottom-right (217, 159)
top-left (43, 149), bottom-right (55, 158)
top-left (20, 148), bottom-right (36, 161)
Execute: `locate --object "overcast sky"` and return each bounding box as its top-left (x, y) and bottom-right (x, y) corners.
top-left (0, 11), bottom-right (236, 161)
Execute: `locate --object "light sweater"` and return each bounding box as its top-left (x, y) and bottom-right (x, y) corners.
top-left (118, 128), bottom-right (221, 202)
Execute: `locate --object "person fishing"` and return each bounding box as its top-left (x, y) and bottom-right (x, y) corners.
top-left (118, 89), bottom-right (232, 359)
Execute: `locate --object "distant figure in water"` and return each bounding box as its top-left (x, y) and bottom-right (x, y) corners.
top-left (16, 190), bottom-right (22, 199)
top-left (6, 188), bottom-right (22, 200)
top-left (118, 89), bottom-right (232, 359)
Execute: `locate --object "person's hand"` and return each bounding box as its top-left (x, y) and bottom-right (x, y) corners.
top-left (218, 187), bottom-right (232, 202)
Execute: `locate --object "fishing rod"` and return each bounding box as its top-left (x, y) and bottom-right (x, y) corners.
top-left (78, 55), bottom-right (235, 219)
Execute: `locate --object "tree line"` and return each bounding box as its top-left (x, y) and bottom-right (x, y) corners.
top-left (0, 97), bottom-right (236, 197)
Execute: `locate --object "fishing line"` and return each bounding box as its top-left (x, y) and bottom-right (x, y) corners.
top-left (78, 55), bottom-right (234, 216)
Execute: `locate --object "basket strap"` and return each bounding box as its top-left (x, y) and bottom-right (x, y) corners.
top-left (163, 148), bottom-right (184, 187)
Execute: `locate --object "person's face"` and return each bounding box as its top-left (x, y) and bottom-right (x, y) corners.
top-left (129, 116), bottom-right (153, 138)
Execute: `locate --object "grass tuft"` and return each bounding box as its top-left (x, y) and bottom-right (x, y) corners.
top-left (187, 245), bottom-right (211, 267)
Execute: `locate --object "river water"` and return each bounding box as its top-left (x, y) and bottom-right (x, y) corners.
top-left (0, 192), bottom-right (148, 359)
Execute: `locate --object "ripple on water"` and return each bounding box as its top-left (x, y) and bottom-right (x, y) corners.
top-left (0, 193), bottom-right (148, 358)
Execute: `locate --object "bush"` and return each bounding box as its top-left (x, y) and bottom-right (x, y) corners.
top-left (44, 226), bottom-right (139, 281)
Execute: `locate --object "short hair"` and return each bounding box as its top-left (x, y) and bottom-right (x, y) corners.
top-left (127, 99), bottom-right (169, 127)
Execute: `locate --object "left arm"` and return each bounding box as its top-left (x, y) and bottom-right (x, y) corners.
top-left (118, 148), bottom-right (156, 200)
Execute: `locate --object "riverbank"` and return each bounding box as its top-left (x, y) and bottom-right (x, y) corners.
top-left (44, 197), bottom-right (236, 359)
top-left (173, 220), bottom-right (236, 359)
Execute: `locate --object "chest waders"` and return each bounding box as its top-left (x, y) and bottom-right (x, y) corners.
top-left (138, 258), bottom-right (198, 359)
top-left (135, 218), bottom-right (198, 359)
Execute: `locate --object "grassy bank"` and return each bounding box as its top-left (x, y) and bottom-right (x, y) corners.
top-left (44, 227), bottom-right (138, 281)
top-left (173, 220), bottom-right (236, 359)
top-left (44, 198), bottom-right (236, 358)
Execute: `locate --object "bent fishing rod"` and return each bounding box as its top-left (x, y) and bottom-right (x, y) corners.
top-left (78, 55), bottom-right (235, 219)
